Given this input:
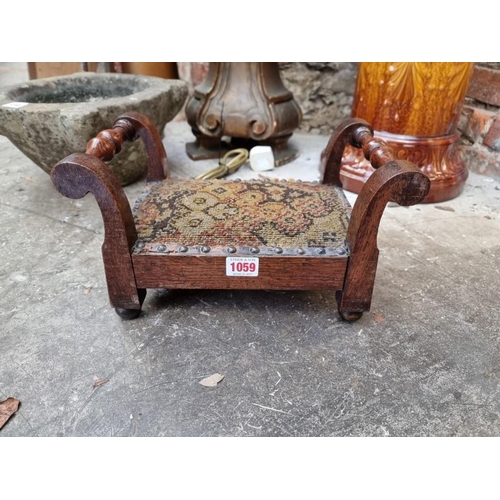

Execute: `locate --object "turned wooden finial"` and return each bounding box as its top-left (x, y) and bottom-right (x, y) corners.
top-left (86, 119), bottom-right (136, 162)
top-left (321, 119), bottom-right (401, 186)
top-left (351, 126), bottom-right (396, 169)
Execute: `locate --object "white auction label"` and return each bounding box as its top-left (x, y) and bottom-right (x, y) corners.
top-left (2, 102), bottom-right (29, 109)
top-left (226, 257), bottom-right (259, 277)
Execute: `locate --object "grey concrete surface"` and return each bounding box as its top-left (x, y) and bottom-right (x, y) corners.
top-left (1, 64), bottom-right (499, 436)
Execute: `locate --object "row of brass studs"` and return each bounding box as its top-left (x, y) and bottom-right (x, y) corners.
top-left (135, 241), bottom-right (347, 256)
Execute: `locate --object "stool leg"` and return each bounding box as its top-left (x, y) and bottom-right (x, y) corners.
top-left (101, 244), bottom-right (146, 319)
top-left (322, 119), bottom-right (430, 322)
top-left (51, 153), bottom-right (146, 320)
top-left (337, 295), bottom-right (364, 322)
top-left (114, 289), bottom-right (147, 319)
top-left (336, 253), bottom-right (377, 322)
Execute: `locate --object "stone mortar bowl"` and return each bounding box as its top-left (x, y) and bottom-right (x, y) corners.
top-left (0, 72), bottom-right (188, 185)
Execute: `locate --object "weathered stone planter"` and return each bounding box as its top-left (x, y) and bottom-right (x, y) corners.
top-left (0, 72), bottom-right (188, 185)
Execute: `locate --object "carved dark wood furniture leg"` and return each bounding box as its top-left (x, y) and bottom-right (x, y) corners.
top-left (52, 112), bottom-right (429, 323)
top-left (51, 112), bottom-right (166, 318)
top-left (321, 119), bottom-right (431, 321)
top-left (185, 62), bottom-right (302, 166)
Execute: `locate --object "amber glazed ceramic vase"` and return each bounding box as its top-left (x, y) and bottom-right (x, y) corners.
top-left (341, 62), bottom-right (474, 202)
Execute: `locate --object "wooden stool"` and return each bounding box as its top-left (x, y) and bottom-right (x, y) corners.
top-left (51, 112), bottom-right (430, 321)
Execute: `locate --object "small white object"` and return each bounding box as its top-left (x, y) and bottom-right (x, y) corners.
top-left (226, 257), bottom-right (259, 277)
top-left (249, 146), bottom-right (274, 172)
top-left (199, 373), bottom-right (225, 387)
top-left (2, 102), bottom-right (29, 109)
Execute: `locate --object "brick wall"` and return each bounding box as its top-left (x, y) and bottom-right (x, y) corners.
top-left (458, 63), bottom-right (500, 179)
top-left (279, 62), bottom-right (357, 134)
top-left (177, 62), bottom-right (209, 90)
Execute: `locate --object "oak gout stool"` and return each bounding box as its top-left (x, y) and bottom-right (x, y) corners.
top-left (51, 112), bottom-right (430, 321)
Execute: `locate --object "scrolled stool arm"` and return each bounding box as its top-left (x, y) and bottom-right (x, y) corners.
top-left (329, 120), bottom-right (431, 321)
top-left (51, 151), bottom-right (144, 312)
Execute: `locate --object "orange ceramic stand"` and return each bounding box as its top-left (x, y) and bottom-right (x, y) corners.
top-left (341, 62), bottom-right (474, 203)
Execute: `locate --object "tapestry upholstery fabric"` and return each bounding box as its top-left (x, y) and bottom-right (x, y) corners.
top-left (133, 179), bottom-right (351, 251)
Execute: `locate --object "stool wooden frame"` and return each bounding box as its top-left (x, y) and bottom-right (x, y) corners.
top-left (51, 112), bottom-right (430, 321)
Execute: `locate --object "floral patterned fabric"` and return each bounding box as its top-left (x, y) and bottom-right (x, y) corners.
top-left (133, 179), bottom-right (350, 250)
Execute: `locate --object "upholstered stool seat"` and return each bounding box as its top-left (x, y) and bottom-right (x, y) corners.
top-left (132, 179), bottom-right (350, 256)
top-left (51, 112), bottom-right (430, 321)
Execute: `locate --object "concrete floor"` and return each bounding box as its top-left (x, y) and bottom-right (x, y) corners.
top-left (1, 64), bottom-right (499, 436)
